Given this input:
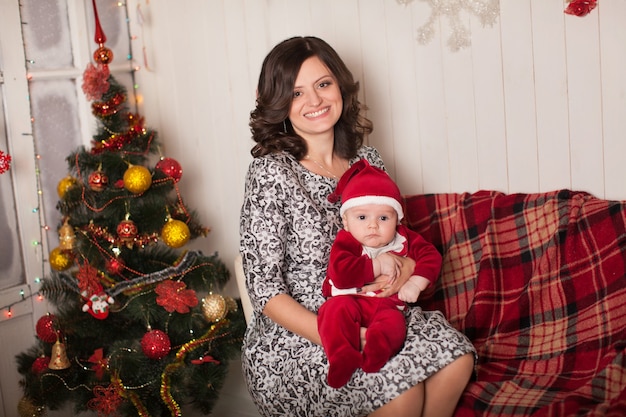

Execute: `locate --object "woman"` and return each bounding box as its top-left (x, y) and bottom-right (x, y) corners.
top-left (239, 36), bottom-right (476, 417)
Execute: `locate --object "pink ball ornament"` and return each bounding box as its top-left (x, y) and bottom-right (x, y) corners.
top-left (155, 158), bottom-right (183, 182)
top-left (141, 329), bottom-right (171, 360)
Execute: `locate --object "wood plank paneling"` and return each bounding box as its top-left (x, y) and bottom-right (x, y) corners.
top-left (126, 1), bottom-right (626, 414)
top-left (133, 0), bottom-right (626, 280)
top-left (599, 1), bottom-right (626, 200)
top-left (500, 1), bottom-right (539, 192)
top-left (565, 7), bottom-right (605, 195)
top-left (531, 0), bottom-right (572, 193)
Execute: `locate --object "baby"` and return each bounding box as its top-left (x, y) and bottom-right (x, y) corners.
top-left (318, 159), bottom-right (442, 388)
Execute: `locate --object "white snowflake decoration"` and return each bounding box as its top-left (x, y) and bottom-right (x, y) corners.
top-left (397, 0), bottom-right (500, 51)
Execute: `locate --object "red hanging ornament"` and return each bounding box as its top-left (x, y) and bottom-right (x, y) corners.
top-left (105, 257), bottom-right (124, 275)
top-left (141, 329), bottom-right (171, 360)
top-left (32, 356), bottom-right (51, 374)
top-left (564, 0), bottom-right (597, 16)
top-left (81, 283), bottom-right (115, 320)
top-left (116, 218), bottom-right (138, 245)
top-left (91, 0), bottom-right (114, 65)
top-left (0, 150), bottom-right (11, 174)
top-left (35, 314), bottom-right (58, 343)
top-left (88, 170), bottom-right (109, 191)
top-left (156, 157), bottom-right (183, 183)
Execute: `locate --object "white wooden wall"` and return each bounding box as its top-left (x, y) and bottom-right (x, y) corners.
top-left (132, 0), bottom-right (626, 282)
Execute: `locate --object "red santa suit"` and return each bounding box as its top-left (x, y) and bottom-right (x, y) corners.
top-left (318, 159), bottom-right (442, 388)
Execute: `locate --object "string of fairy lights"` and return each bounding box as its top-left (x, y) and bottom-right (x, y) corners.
top-left (0, 1), bottom-right (148, 320)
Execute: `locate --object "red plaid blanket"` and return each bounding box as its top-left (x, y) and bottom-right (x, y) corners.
top-left (403, 190), bottom-right (626, 416)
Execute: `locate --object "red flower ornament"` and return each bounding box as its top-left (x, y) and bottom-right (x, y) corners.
top-left (155, 280), bottom-right (198, 314)
top-left (87, 384), bottom-right (123, 416)
top-left (564, 0), bottom-right (597, 17)
top-left (82, 63), bottom-right (110, 101)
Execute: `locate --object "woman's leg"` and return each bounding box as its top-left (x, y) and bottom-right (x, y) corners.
top-left (422, 353), bottom-right (474, 417)
top-left (368, 353), bottom-right (473, 417)
top-left (368, 383), bottom-right (425, 417)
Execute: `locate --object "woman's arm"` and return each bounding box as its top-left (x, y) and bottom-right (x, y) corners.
top-left (263, 294), bottom-right (322, 346)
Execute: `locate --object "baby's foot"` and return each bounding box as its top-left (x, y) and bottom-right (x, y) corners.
top-left (327, 349), bottom-right (362, 388)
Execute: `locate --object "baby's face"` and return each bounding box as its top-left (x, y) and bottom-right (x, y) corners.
top-left (342, 204), bottom-right (398, 248)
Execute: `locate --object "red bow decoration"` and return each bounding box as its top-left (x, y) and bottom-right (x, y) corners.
top-left (88, 348), bottom-right (109, 380)
top-left (155, 280), bottom-right (198, 313)
top-left (564, 0), bottom-right (597, 16)
top-left (191, 355), bottom-right (220, 365)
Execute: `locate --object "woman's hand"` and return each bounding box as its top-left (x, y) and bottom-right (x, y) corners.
top-left (360, 327), bottom-right (367, 351)
top-left (360, 254), bottom-right (416, 297)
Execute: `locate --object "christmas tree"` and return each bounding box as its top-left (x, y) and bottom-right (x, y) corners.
top-left (15, 8), bottom-right (245, 417)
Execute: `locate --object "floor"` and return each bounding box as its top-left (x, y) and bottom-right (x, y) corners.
top-left (209, 357), bottom-right (261, 417)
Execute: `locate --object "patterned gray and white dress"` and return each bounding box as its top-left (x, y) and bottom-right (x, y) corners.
top-left (239, 146), bottom-right (476, 417)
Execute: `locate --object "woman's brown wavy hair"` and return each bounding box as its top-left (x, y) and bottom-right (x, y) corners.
top-left (249, 36), bottom-right (373, 160)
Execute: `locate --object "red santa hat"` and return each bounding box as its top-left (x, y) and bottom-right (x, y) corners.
top-left (328, 159), bottom-right (404, 221)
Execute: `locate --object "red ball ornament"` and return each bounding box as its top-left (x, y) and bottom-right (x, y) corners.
top-left (105, 257), bottom-right (124, 275)
top-left (116, 219), bottom-right (138, 244)
top-left (88, 170), bottom-right (109, 192)
top-left (93, 45), bottom-right (114, 65)
top-left (141, 329), bottom-right (171, 360)
top-left (36, 314), bottom-right (58, 343)
top-left (32, 356), bottom-right (51, 374)
top-left (155, 158), bottom-right (183, 183)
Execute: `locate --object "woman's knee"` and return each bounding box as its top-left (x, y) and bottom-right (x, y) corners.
top-left (429, 353), bottom-right (474, 390)
top-left (368, 383), bottom-right (424, 417)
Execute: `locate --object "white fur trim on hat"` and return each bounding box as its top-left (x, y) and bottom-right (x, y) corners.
top-left (340, 195), bottom-right (404, 220)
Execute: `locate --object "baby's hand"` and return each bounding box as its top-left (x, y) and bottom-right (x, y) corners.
top-left (398, 276), bottom-right (430, 303)
top-left (374, 253), bottom-right (401, 283)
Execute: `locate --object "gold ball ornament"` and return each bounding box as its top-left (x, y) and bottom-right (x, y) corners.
top-left (123, 165), bottom-right (152, 194)
top-left (17, 396), bottom-right (45, 417)
top-left (56, 176), bottom-right (77, 199)
top-left (202, 294), bottom-right (237, 322)
top-left (49, 247), bottom-right (73, 271)
top-left (161, 218), bottom-right (190, 248)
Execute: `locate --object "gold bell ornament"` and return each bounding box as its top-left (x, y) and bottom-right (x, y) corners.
top-left (58, 218), bottom-right (76, 251)
top-left (48, 336), bottom-right (71, 370)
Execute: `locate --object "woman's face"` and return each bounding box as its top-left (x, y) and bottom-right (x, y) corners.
top-left (288, 56), bottom-right (343, 141)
